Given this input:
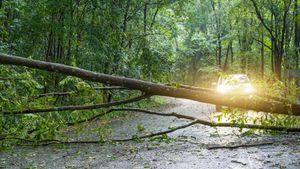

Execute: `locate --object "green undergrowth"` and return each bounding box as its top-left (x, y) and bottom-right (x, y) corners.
top-left (0, 69), bottom-right (166, 149)
top-left (0, 95), bottom-right (166, 149)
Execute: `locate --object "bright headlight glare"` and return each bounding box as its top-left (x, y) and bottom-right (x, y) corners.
top-left (217, 85), bottom-right (227, 94)
top-left (244, 85), bottom-right (254, 93)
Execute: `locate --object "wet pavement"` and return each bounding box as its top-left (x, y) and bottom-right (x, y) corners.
top-left (1, 97), bottom-right (300, 169)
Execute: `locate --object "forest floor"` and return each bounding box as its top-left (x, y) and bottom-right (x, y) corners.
top-left (1, 97), bottom-right (300, 169)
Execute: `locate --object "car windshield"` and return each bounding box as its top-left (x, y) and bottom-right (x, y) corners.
top-left (222, 75), bottom-right (250, 85)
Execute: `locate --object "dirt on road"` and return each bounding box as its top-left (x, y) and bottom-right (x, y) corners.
top-left (1, 97), bottom-right (300, 169)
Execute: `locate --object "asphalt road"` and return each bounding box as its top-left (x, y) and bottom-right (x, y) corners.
top-left (1, 97), bottom-right (300, 169)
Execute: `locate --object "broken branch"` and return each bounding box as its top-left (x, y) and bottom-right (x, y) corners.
top-left (68, 108), bottom-right (300, 132)
top-left (0, 121), bottom-right (197, 145)
top-left (2, 94), bottom-right (151, 115)
top-left (207, 141), bottom-right (275, 150)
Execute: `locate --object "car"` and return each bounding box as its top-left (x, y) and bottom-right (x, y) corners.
top-left (216, 74), bottom-right (254, 95)
top-left (215, 74), bottom-right (254, 111)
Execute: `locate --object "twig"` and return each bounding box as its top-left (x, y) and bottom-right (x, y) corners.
top-left (67, 108), bottom-right (197, 126)
top-left (30, 86), bottom-right (129, 100)
top-left (66, 109), bottom-right (115, 125)
top-left (113, 120), bottom-right (198, 142)
top-left (93, 86), bottom-right (128, 90)
top-left (30, 92), bottom-right (74, 100)
top-left (207, 141), bottom-right (275, 150)
top-left (1, 94), bottom-right (151, 115)
top-left (0, 77), bottom-right (24, 80)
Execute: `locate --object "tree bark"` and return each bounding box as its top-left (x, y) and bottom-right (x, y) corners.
top-left (295, 0), bottom-right (300, 69)
top-left (143, 0), bottom-right (148, 34)
top-left (223, 43), bottom-right (230, 72)
top-left (261, 31), bottom-right (264, 79)
top-left (230, 42), bottom-right (233, 65)
top-left (1, 54), bottom-right (300, 116)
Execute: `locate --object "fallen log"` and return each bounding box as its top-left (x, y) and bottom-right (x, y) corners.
top-left (0, 54), bottom-right (300, 116)
top-left (168, 83), bottom-right (289, 103)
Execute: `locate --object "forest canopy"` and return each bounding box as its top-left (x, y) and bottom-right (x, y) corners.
top-left (0, 0), bottom-right (298, 84)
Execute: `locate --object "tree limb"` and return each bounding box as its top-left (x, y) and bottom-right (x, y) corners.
top-left (113, 120), bottom-right (198, 142)
top-left (0, 120), bottom-right (198, 145)
top-left (67, 108), bottom-right (197, 126)
top-left (2, 104), bottom-right (300, 146)
top-left (250, 0), bottom-right (275, 40)
top-left (93, 86), bottom-right (128, 90)
top-left (207, 141), bottom-right (275, 149)
top-left (116, 108), bottom-right (300, 132)
top-left (31, 92), bottom-right (74, 100)
top-left (1, 54), bottom-right (300, 116)
top-left (253, 37), bottom-right (272, 50)
top-left (2, 94), bottom-right (151, 115)
top-left (30, 86), bottom-right (129, 100)
top-left (69, 108), bottom-right (300, 132)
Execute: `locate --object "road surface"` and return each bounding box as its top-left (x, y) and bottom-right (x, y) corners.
top-left (1, 97), bottom-right (300, 169)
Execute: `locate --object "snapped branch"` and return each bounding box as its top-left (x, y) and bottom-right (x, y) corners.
top-left (2, 94), bottom-right (151, 115)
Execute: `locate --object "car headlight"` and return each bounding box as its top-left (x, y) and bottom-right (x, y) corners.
top-left (244, 85), bottom-right (254, 93)
top-left (217, 85), bottom-right (227, 94)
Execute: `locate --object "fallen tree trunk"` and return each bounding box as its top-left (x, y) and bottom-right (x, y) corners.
top-left (168, 83), bottom-right (289, 103)
top-left (0, 54), bottom-right (300, 116)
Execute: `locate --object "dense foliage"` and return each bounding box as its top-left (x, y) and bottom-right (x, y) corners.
top-left (1, 0), bottom-right (299, 83)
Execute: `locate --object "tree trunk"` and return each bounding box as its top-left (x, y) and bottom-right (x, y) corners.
top-left (223, 43), bottom-right (230, 72)
top-left (261, 31), bottom-right (264, 79)
top-left (295, 0), bottom-right (300, 69)
top-left (143, 1), bottom-right (147, 34)
top-left (1, 54), bottom-right (300, 116)
top-left (230, 41), bottom-right (234, 65)
top-left (121, 0), bottom-right (130, 47)
top-left (217, 36), bottom-right (222, 68)
top-left (274, 50), bottom-right (282, 80)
